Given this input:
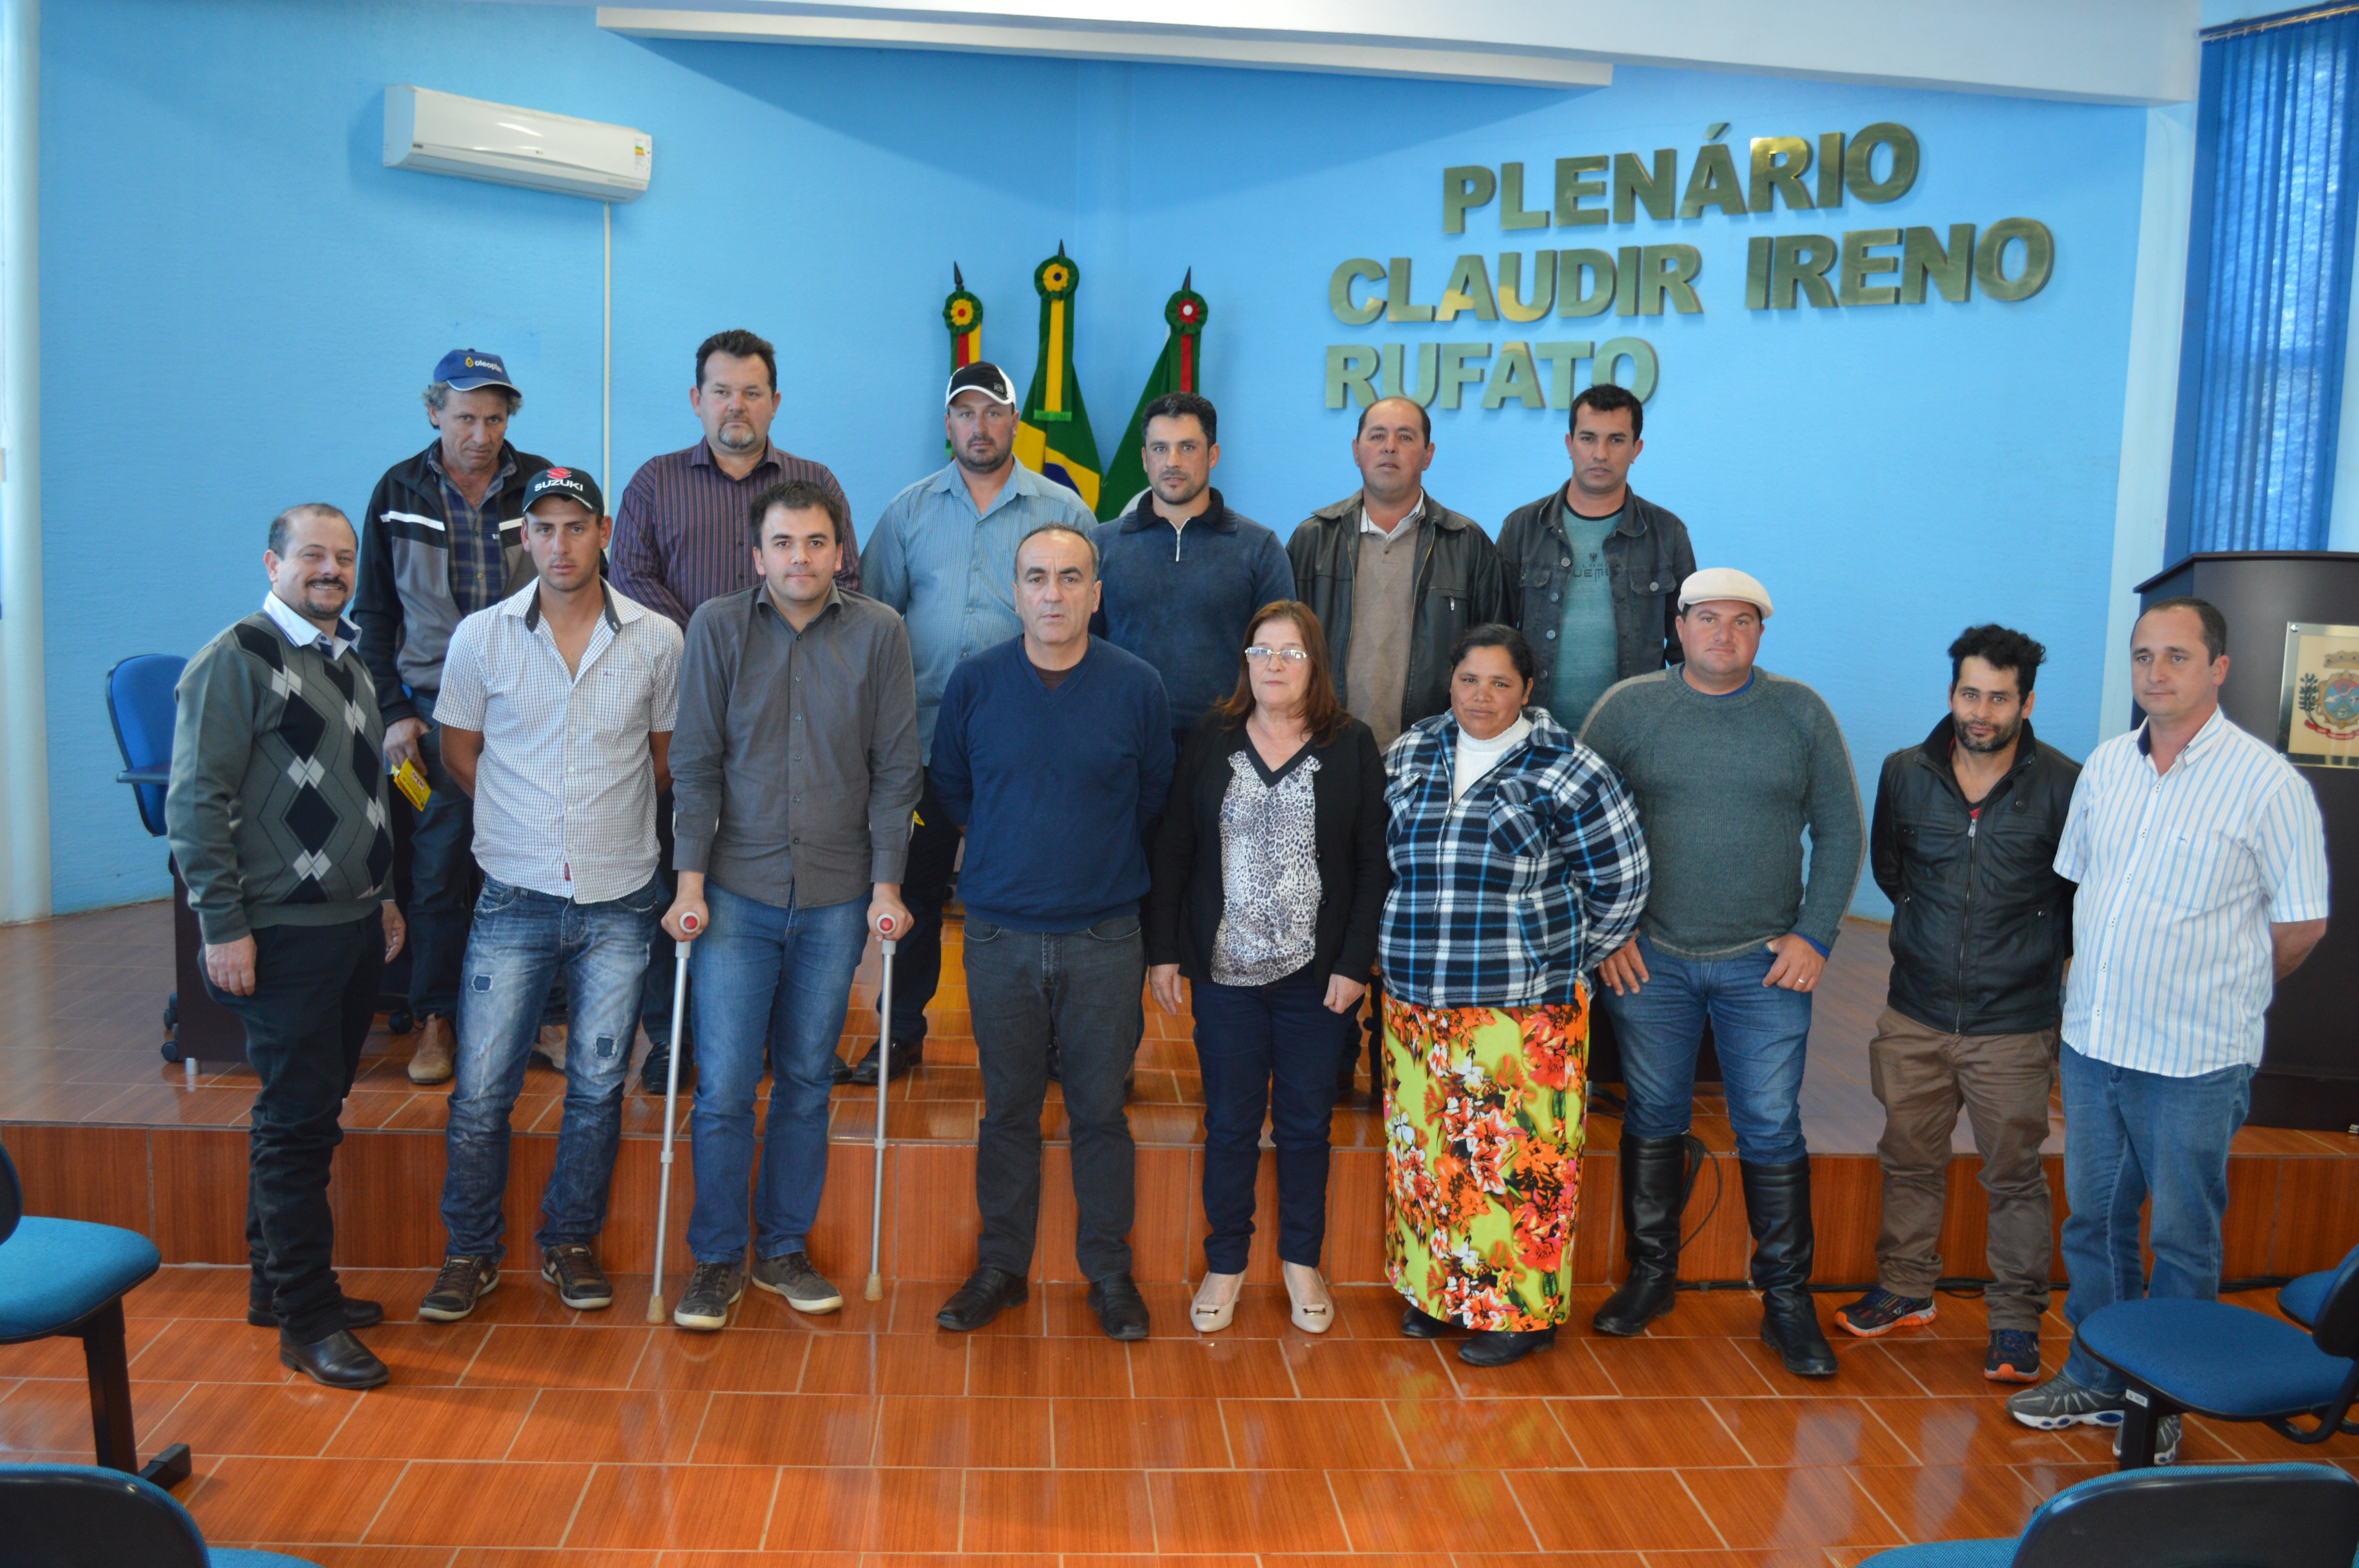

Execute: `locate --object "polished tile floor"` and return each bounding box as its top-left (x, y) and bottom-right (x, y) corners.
top-left (0, 1263), bottom-right (2346, 1562)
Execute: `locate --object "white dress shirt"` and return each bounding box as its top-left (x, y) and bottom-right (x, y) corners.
top-left (260, 591), bottom-right (358, 661)
top-left (2056, 706), bottom-right (2330, 1076)
top-left (435, 581), bottom-right (683, 903)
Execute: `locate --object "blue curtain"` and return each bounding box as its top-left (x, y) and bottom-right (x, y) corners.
top-left (2176, 7), bottom-right (2359, 555)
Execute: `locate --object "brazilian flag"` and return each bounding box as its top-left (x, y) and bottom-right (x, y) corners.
top-left (1013, 245), bottom-right (1103, 512)
top-left (1096, 271), bottom-right (1209, 521)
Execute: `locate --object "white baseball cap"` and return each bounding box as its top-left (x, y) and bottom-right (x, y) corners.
top-left (1678, 567), bottom-right (1773, 619)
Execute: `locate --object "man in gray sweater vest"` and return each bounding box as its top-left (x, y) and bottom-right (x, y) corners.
top-left (167, 504), bottom-right (407, 1391)
top-left (1578, 567), bottom-right (1864, 1377)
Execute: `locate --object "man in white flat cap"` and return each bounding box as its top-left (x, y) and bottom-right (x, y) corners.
top-left (1575, 567), bottom-right (1864, 1379)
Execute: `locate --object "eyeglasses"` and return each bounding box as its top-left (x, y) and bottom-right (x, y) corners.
top-left (1244, 646), bottom-right (1310, 664)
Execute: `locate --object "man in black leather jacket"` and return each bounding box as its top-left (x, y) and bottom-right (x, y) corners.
top-left (1835, 625), bottom-right (2079, 1386)
top-left (1496, 383), bottom-right (1695, 728)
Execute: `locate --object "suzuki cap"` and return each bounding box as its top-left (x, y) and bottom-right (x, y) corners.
top-left (945, 361), bottom-right (1019, 408)
top-left (433, 348), bottom-right (519, 394)
top-left (1678, 567), bottom-right (1773, 619)
top-left (522, 466), bottom-right (603, 517)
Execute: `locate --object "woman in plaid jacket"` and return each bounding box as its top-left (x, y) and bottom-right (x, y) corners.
top-left (1378, 624), bottom-right (1650, 1368)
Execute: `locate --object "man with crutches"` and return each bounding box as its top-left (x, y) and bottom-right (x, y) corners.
top-left (659, 479), bottom-right (920, 1331)
top-left (415, 468), bottom-right (682, 1324)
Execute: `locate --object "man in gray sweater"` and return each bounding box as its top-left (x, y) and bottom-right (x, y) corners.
top-left (167, 504), bottom-right (407, 1391)
top-left (1578, 567), bottom-right (1864, 1377)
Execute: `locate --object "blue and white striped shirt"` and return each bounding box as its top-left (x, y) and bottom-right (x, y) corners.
top-left (2056, 707), bottom-right (2330, 1076)
top-left (860, 461), bottom-right (1096, 762)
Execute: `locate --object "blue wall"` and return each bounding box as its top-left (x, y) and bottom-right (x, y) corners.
top-left (41, 0), bottom-right (2148, 916)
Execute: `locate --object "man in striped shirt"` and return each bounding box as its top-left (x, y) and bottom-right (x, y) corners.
top-left (2008, 597), bottom-right (2329, 1460)
top-left (610, 329), bottom-right (856, 1095)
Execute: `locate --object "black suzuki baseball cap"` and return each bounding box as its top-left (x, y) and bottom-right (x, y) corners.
top-left (522, 466), bottom-right (604, 517)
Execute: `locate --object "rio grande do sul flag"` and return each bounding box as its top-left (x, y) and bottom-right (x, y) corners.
top-left (1096, 270), bottom-right (1209, 521)
top-left (1012, 245), bottom-right (1103, 512)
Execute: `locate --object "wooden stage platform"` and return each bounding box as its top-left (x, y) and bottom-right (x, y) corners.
top-left (0, 901), bottom-right (2348, 1289)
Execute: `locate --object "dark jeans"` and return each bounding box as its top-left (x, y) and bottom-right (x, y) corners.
top-left (440, 876), bottom-right (660, 1263)
top-left (633, 787), bottom-right (686, 1055)
top-left (2058, 1044), bottom-right (2253, 1394)
top-left (888, 775), bottom-right (960, 1045)
top-left (209, 913), bottom-right (383, 1341)
top-left (404, 691), bottom-right (473, 1022)
top-left (1192, 964), bottom-right (1351, 1274)
top-left (965, 913), bottom-right (1145, 1279)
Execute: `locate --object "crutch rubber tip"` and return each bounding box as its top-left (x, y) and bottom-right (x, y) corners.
top-left (646, 1294), bottom-right (664, 1324)
top-left (864, 1274), bottom-right (883, 1302)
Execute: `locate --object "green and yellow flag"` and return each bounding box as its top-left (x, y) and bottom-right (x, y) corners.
top-left (1096, 270), bottom-right (1209, 521)
top-left (1012, 245), bottom-right (1103, 512)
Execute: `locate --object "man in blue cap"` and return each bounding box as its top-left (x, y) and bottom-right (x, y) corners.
top-left (355, 350), bottom-right (553, 1089)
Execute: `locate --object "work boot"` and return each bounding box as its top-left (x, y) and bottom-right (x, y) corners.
top-left (844, 1036), bottom-right (922, 1086)
top-left (1592, 1134), bottom-right (1687, 1336)
top-left (640, 1032), bottom-right (694, 1096)
top-left (407, 1015), bottom-right (455, 1085)
top-left (1742, 1156), bottom-right (1837, 1377)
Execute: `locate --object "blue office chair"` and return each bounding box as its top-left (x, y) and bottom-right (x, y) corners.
top-left (2075, 1247), bottom-right (2359, 1469)
top-left (0, 1136), bottom-right (189, 1490)
top-left (105, 654), bottom-right (185, 1041)
top-left (1856, 1463), bottom-right (2359, 1568)
top-left (0, 1463), bottom-right (318, 1565)
top-left (2279, 1247), bottom-right (2355, 1329)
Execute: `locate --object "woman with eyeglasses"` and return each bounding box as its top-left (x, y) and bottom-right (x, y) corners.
top-left (1377, 624), bottom-right (1651, 1366)
top-left (1148, 600), bottom-right (1389, 1334)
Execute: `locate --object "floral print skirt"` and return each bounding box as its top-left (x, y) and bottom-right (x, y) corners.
top-left (1380, 989), bottom-right (1589, 1332)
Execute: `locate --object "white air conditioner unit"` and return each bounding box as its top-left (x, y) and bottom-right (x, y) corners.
top-left (383, 85), bottom-right (651, 203)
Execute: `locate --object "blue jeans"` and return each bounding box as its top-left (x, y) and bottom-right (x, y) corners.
top-left (440, 875), bottom-right (661, 1262)
top-left (1598, 934), bottom-right (1814, 1165)
top-left (965, 914), bottom-right (1146, 1281)
top-left (1192, 965), bottom-right (1352, 1273)
top-left (2058, 1044), bottom-right (2252, 1394)
top-left (685, 884), bottom-right (868, 1263)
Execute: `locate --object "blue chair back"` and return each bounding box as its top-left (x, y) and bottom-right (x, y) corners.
top-left (0, 1134), bottom-right (20, 1247)
top-left (0, 1463), bottom-right (211, 1566)
top-left (104, 655), bottom-right (185, 839)
top-left (2308, 1247), bottom-right (2359, 1361)
top-left (2011, 1463), bottom-right (2359, 1568)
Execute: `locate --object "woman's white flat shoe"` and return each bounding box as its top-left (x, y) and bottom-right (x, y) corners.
top-left (1284, 1263), bottom-right (1335, 1334)
top-left (1191, 1271), bottom-right (1245, 1332)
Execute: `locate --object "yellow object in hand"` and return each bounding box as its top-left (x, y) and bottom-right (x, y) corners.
top-left (392, 758), bottom-right (431, 811)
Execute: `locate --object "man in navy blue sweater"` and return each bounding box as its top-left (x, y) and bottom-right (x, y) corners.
top-left (929, 522), bottom-right (1173, 1340)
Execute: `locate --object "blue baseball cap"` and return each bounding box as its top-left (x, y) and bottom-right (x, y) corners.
top-left (432, 348), bottom-right (518, 393)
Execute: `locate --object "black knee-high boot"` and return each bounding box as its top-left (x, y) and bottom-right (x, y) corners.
top-left (1592, 1134), bottom-right (1688, 1336)
top-left (1743, 1156), bottom-right (1837, 1377)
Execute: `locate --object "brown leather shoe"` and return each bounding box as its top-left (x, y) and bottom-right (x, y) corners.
top-left (532, 1025), bottom-right (568, 1073)
top-left (407, 1015), bottom-right (455, 1085)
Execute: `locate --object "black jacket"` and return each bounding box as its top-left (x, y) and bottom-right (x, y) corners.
top-left (1285, 492), bottom-right (1507, 735)
top-left (355, 441), bottom-right (549, 725)
top-left (1496, 485), bottom-right (1696, 725)
top-left (1872, 716), bottom-right (2081, 1036)
top-left (1147, 711), bottom-right (1391, 987)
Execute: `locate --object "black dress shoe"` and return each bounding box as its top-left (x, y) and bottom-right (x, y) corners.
top-left (845, 1037), bottom-right (922, 1086)
top-left (280, 1327), bottom-right (389, 1389)
top-left (1087, 1271), bottom-right (1150, 1341)
top-left (1458, 1327), bottom-right (1556, 1367)
top-left (1400, 1303), bottom-right (1452, 1339)
top-left (249, 1296), bottom-right (385, 1331)
top-left (935, 1266), bottom-right (1027, 1332)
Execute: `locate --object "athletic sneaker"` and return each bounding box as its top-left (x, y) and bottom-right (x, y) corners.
top-left (2006, 1370), bottom-right (2126, 1430)
top-left (2114, 1413), bottom-right (2181, 1464)
top-left (1835, 1287), bottom-right (1937, 1338)
top-left (1985, 1328), bottom-right (2041, 1383)
top-left (751, 1251), bottom-right (843, 1314)
top-left (541, 1243), bottom-right (614, 1310)
top-left (418, 1254), bottom-right (498, 1322)
top-left (673, 1260), bottom-right (745, 1332)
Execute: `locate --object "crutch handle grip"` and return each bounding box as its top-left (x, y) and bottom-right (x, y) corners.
top-left (678, 910), bottom-right (702, 934)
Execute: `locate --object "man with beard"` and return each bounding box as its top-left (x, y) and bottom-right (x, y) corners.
top-left (1092, 392), bottom-right (1292, 759)
top-left (852, 362), bottom-right (1097, 1084)
top-left (1836, 626), bottom-right (2079, 1388)
top-left (168, 505), bottom-right (406, 1388)
top-left (611, 330), bottom-right (856, 1095)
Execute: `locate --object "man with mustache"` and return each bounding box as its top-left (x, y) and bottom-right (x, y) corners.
top-left (1091, 392), bottom-right (1292, 760)
top-left (850, 362), bottom-right (1097, 1086)
top-left (1496, 382), bottom-right (1696, 731)
top-left (610, 330), bottom-right (857, 1097)
top-left (1837, 626), bottom-right (2079, 1389)
top-left (356, 350), bottom-right (550, 1088)
top-left (168, 505), bottom-right (406, 1388)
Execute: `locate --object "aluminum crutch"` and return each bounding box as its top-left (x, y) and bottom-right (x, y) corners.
top-left (863, 915), bottom-right (900, 1302)
top-left (645, 915), bottom-right (699, 1323)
